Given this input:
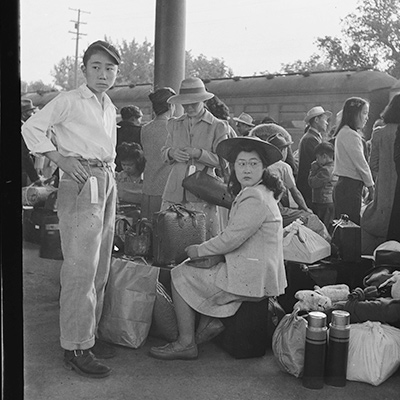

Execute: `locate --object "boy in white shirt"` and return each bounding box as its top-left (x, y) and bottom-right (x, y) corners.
top-left (22, 40), bottom-right (121, 378)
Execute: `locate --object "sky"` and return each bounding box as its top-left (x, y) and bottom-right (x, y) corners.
top-left (20, 0), bottom-right (360, 85)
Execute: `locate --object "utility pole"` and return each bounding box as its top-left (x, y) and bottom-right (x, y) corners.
top-left (69, 8), bottom-right (90, 88)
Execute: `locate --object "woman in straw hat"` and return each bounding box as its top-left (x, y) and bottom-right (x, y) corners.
top-left (160, 77), bottom-right (230, 238)
top-left (150, 136), bottom-right (287, 360)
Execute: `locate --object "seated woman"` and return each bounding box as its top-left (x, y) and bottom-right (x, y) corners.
top-left (149, 136), bottom-right (287, 360)
top-left (115, 142), bottom-right (146, 206)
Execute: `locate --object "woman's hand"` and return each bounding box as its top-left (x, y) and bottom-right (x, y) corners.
top-left (183, 147), bottom-right (202, 160)
top-left (169, 148), bottom-right (190, 163)
top-left (185, 244), bottom-right (200, 258)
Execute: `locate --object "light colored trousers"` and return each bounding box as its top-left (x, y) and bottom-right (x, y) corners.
top-left (57, 165), bottom-right (116, 350)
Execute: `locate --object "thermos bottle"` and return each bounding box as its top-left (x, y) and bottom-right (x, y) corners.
top-left (302, 311), bottom-right (327, 389)
top-left (325, 310), bottom-right (350, 387)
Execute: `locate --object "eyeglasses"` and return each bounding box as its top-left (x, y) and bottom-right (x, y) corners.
top-left (235, 160), bottom-right (262, 169)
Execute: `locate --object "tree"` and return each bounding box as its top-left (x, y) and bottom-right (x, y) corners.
top-left (185, 51), bottom-right (233, 79)
top-left (50, 38), bottom-right (234, 90)
top-left (109, 38), bottom-right (155, 85)
top-left (280, 54), bottom-right (332, 74)
top-left (21, 80), bottom-right (56, 94)
top-left (280, 0), bottom-right (400, 78)
top-left (51, 55), bottom-right (85, 91)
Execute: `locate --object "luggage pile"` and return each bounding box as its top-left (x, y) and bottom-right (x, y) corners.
top-left (114, 203), bottom-right (207, 268)
top-left (22, 182), bottom-right (63, 260)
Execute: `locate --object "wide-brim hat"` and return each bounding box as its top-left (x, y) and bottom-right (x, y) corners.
top-left (304, 106), bottom-right (332, 124)
top-left (167, 77), bottom-right (214, 105)
top-left (233, 112), bottom-right (255, 127)
top-left (373, 241), bottom-right (400, 268)
top-left (21, 98), bottom-right (37, 113)
top-left (216, 136), bottom-right (282, 166)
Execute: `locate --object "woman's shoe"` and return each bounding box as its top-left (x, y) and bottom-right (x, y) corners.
top-left (195, 318), bottom-right (225, 344)
top-left (149, 342), bottom-right (198, 360)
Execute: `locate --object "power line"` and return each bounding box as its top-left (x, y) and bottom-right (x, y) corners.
top-left (69, 8), bottom-right (90, 88)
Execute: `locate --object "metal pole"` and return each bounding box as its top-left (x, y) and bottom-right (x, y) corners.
top-left (73, 10), bottom-right (81, 89)
top-left (154, 0), bottom-right (186, 115)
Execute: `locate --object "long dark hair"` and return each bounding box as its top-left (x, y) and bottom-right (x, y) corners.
top-left (226, 142), bottom-right (285, 199)
top-left (334, 97), bottom-right (368, 136)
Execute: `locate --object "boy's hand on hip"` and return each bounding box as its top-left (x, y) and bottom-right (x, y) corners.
top-left (58, 156), bottom-right (89, 183)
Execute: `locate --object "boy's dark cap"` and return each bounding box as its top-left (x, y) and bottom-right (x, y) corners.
top-left (315, 141), bottom-right (334, 156)
top-left (85, 40), bottom-right (121, 65)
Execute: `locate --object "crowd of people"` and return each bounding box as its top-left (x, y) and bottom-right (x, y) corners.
top-left (21, 39), bottom-right (400, 378)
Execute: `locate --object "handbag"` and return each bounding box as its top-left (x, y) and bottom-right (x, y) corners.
top-left (124, 218), bottom-right (152, 257)
top-left (182, 166), bottom-right (233, 209)
top-left (97, 256), bottom-right (159, 348)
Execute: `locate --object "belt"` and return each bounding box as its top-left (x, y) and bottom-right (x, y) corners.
top-left (78, 158), bottom-right (113, 168)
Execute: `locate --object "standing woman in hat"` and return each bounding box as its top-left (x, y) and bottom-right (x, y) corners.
top-left (296, 106), bottom-right (332, 209)
top-left (333, 97), bottom-right (374, 225)
top-left (140, 87), bottom-right (176, 219)
top-left (161, 77), bottom-right (230, 238)
top-left (150, 136), bottom-right (287, 360)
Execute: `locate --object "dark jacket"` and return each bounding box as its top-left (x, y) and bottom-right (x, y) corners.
top-left (116, 121), bottom-right (142, 171)
top-left (308, 160), bottom-right (337, 204)
top-left (296, 127), bottom-right (322, 206)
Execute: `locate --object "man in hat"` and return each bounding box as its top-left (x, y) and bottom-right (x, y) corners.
top-left (22, 40), bottom-right (121, 378)
top-left (21, 98), bottom-right (41, 186)
top-left (233, 112), bottom-right (255, 136)
top-left (296, 106), bottom-right (332, 208)
top-left (251, 124), bottom-right (313, 226)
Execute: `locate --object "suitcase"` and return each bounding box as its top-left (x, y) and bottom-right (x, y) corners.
top-left (152, 204), bottom-right (206, 267)
top-left (23, 206), bottom-right (54, 244)
top-left (40, 213), bottom-right (63, 260)
top-left (331, 217), bottom-right (361, 262)
top-left (215, 298), bottom-right (285, 359)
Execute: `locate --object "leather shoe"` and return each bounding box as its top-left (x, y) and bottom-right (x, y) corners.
top-left (64, 350), bottom-right (111, 378)
top-left (90, 339), bottom-right (116, 359)
top-left (195, 318), bottom-right (225, 344)
top-left (149, 342), bottom-right (198, 360)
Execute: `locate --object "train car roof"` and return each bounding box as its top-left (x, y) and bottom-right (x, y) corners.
top-left (205, 70), bottom-right (397, 97)
top-left (107, 84), bottom-right (153, 105)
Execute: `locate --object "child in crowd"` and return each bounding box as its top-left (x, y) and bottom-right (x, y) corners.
top-left (308, 142), bottom-right (337, 229)
top-left (116, 142), bottom-right (146, 205)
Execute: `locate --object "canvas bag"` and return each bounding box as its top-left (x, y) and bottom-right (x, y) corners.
top-left (272, 309), bottom-right (308, 377)
top-left (283, 220), bottom-right (331, 264)
top-left (98, 257), bottom-right (159, 348)
top-left (347, 321), bottom-right (400, 386)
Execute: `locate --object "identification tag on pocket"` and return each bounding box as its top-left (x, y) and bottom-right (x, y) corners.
top-left (188, 165), bottom-right (196, 175)
top-left (89, 176), bottom-right (99, 204)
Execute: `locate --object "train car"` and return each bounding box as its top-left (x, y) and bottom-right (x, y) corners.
top-left (204, 69), bottom-right (397, 147)
top-left (23, 69), bottom-right (397, 150)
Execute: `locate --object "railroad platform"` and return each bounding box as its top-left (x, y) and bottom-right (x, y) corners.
top-left (21, 240), bottom-right (400, 400)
